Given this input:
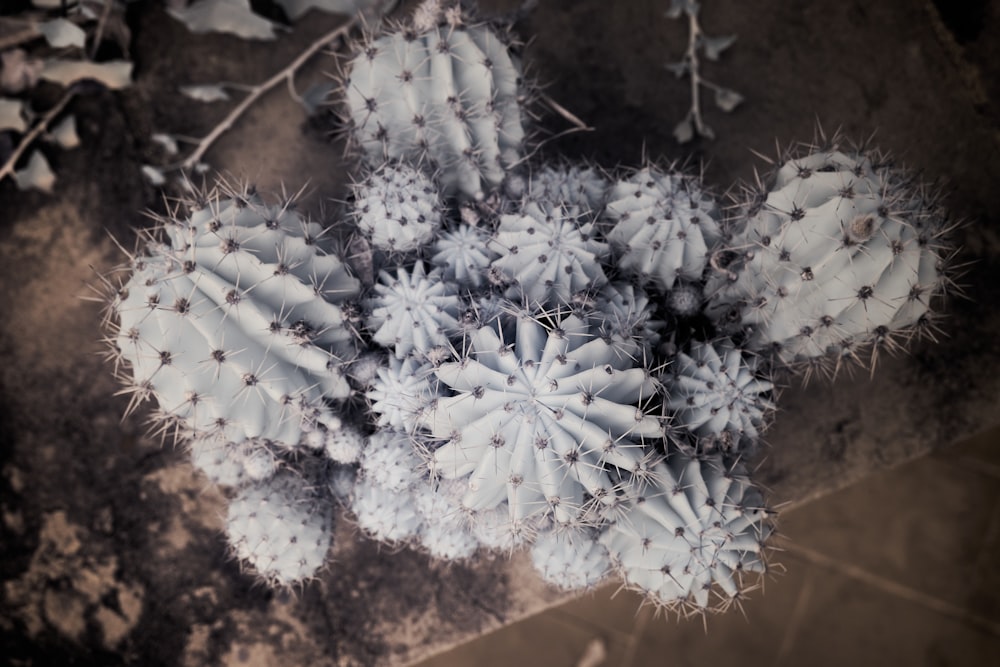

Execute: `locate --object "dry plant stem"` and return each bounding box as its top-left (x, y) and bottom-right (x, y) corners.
top-left (0, 89), bottom-right (75, 183)
top-left (538, 91), bottom-right (593, 131)
top-left (179, 17), bottom-right (360, 171)
top-left (90, 0), bottom-right (115, 60)
top-left (685, 9), bottom-right (708, 136)
top-left (0, 26), bottom-right (40, 51)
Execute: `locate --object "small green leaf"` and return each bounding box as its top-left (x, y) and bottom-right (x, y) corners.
top-left (14, 150), bottom-right (56, 193)
top-left (701, 34), bottom-right (737, 61)
top-left (664, 61), bottom-right (690, 79)
top-left (714, 87), bottom-right (743, 112)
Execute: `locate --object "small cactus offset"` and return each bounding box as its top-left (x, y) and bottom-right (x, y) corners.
top-left (661, 338), bottom-right (775, 453)
top-left (343, 0), bottom-right (527, 201)
top-left (704, 138), bottom-right (954, 375)
top-left (352, 163), bottom-right (444, 253)
top-left (226, 467), bottom-right (336, 586)
top-left (605, 165), bottom-right (722, 294)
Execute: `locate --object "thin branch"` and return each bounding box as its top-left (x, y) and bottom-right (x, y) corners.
top-left (0, 89), bottom-right (75, 184)
top-left (0, 26), bottom-right (41, 52)
top-left (178, 18), bottom-right (360, 172)
top-left (538, 91), bottom-right (593, 132)
top-left (684, 9), bottom-right (707, 137)
top-left (89, 0), bottom-right (115, 60)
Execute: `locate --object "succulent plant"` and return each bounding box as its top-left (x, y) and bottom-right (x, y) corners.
top-left (226, 468), bottom-right (335, 586)
top-left (661, 338), bottom-right (775, 452)
top-left (489, 201), bottom-right (610, 307)
top-left (600, 452), bottom-right (773, 612)
top-left (704, 143), bottom-right (952, 373)
top-left (430, 223), bottom-right (496, 291)
top-left (366, 261), bottom-right (462, 360)
top-left (605, 165), bottom-right (722, 293)
top-left (420, 311), bottom-right (663, 525)
top-left (106, 182), bottom-right (361, 448)
top-left (343, 3), bottom-right (526, 201)
top-left (353, 162), bottom-right (443, 253)
top-left (367, 355), bottom-right (442, 432)
top-left (530, 527), bottom-right (611, 591)
top-left (525, 163), bottom-right (610, 215)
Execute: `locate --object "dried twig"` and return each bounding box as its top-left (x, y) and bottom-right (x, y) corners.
top-left (0, 89), bottom-right (75, 184)
top-left (175, 17), bottom-right (361, 172)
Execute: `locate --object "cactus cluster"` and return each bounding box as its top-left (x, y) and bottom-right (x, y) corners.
top-left (101, 0), bottom-right (955, 616)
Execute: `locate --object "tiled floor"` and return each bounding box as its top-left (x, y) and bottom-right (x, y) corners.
top-left (414, 427), bottom-right (1000, 667)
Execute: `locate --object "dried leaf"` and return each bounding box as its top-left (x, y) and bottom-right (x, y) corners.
top-left (714, 87), bottom-right (743, 112)
top-left (700, 123), bottom-right (715, 140)
top-left (179, 84), bottom-right (230, 102)
top-left (38, 19), bottom-right (87, 49)
top-left (151, 133), bottom-right (179, 155)
top-left (673, 116), bottom-right (694, 144)
top-left (664, 61), bottom-right (690, 79)
top-left (1, 50), bottom-right (43, 94)
top-left (701, 34), bottom-right (737, 61)
top-left (13, 150), bottom-right (56, 193)
top-left (0, 98), bottom-right (27, 133)
top-left (46, 114), bottom-right (80, 148)
top-left (275, 0), bottom-right (398, 20)
top-left (168, 0), bottom-right (277, 41)
top-left (141, 165), bottom-right (167, 186)
top-left (39, 59), bottom-right (133, 90)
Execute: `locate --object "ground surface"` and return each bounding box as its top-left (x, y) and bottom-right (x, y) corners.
top-left (0, 1), bottom-right (998, 666)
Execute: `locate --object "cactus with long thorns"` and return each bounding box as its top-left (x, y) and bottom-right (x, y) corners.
top-left (106, 183), bottom-right (361, 449)
top-left (704, 141), bottom-right (953, 374)
top-left (343, 1), bottom-right (526, 201)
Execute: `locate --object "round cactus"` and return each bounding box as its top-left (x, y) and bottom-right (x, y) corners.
top-left (413, 477), bottom-right (479, 560)
top-left (366, 261), bottom-right (462, 360)
top-left (420, 311), bottom-right (663, 525)
top-left (344, 4), bottom-right (526, 201)
top-left (605, 166), bottom-right (722, 292)
top-left (489, 201), bottom-right (610, 308)
top-left (367, 356), bottom-right (441, 432)
top-left (189, 436), bottom-right (278, 488)
top-left (107, 182), bottom-right (361, 448)
top-left (530, 528), bottom-right (611, 591)
top-left (705, 144), bottom-right (951, 373)
top-left (359, 428), bottom-right (424, 493)
top-left (525, 163), bottom-right (610, 215)
top-left (430, 223), bottom-right (496, 291)
top-left (662, 339), bottom-right (775, 452)
top-left (350, 474), bottom-right (423, 543)
top-left (353, 163), bottom-right (443, 253)
top-left (600, 452), bottom-right (773, 612)
top-left (225, 468), bottom-right (334, 586)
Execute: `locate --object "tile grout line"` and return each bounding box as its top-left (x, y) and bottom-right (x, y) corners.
top-left (778, 540), bottom-right (1000, 638)
top-left (771, 570), bottom-right (814, 667)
